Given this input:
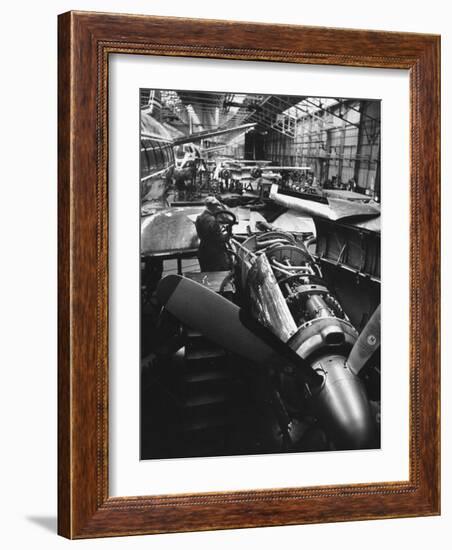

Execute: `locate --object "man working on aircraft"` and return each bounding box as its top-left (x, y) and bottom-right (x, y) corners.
top-left (195, 196), bottom-right (232, 272)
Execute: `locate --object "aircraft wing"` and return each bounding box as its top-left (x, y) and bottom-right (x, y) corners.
top-left (327, 197), bottom-right (381, 220)
top-left (323, 189), bottom-right (372, 201)
top-left (270, 210), bottom-right (315, 234)
top-left (270, 184), bottom-right (380, 225)
top-left (261, 166), bottom-right (311, 171)
top-left (172, 123), bottom-right (256, 146)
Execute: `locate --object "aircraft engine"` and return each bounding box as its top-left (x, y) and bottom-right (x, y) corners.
top-left (234, 231), bottom-right (377, 449)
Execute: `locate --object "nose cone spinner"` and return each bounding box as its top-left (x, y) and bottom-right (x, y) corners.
top-left (311, 355), bottom-right (377, 450)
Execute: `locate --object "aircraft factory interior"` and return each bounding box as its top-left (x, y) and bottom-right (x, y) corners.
top-left (140, 89), bottom-right (381, 460)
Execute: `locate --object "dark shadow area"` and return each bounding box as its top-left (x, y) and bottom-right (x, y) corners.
top-left (26, 516), bottom-right (57, 534)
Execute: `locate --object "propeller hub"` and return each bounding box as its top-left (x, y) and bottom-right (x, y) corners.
top-left (310, 354), bottom-right (377, 450)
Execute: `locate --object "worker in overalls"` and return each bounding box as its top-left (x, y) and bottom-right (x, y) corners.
top-left (195, 197), bottom-right (231, 272)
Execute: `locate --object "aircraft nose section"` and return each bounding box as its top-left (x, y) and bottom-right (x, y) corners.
top-left (311, 355), bottom-right (377, 450)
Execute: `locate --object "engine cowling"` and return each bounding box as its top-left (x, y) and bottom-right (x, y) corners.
top-left (234, 231), bottom-right (376, 450)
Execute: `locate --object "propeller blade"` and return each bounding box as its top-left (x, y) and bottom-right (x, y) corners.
top-left (156, 274), bottom-right (321, 385)
top-left (348, 305), bottom-right (381, 375)
top-left (157, 274), bottom-right (280, 366)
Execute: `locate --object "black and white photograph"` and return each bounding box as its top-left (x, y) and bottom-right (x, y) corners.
top-left (140, 89), bottom-right (381, 460)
